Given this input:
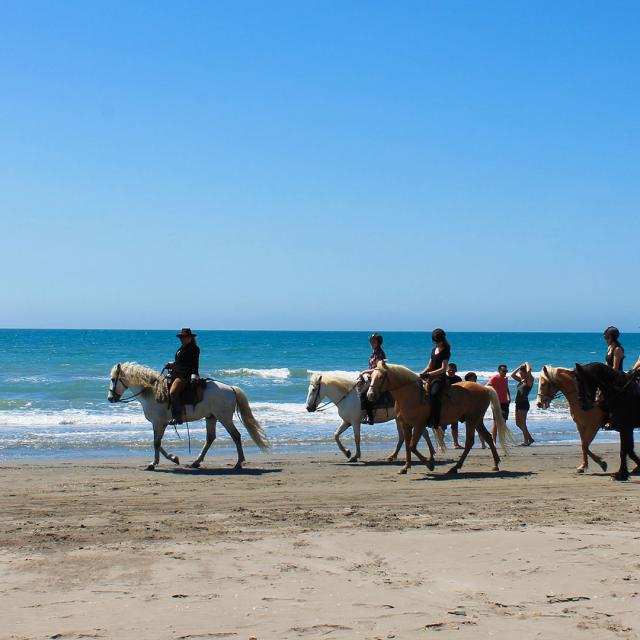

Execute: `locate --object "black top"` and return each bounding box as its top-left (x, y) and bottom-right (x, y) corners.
top-left (515, 380), bottom-right (532, 404)
top-left (369, 347), bottom-right (387, 369)
top-left (605, 346), bottom-right (624, 371)
top-left (447, 374), bottom-right (462, 385)
top-left (172, 342), bottom-right (200, 379)
top-left (429, 345), bottom-right (451, 380)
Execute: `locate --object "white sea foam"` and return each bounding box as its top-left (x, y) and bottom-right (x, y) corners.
top-left (219, 367), bottom-right (292, 380)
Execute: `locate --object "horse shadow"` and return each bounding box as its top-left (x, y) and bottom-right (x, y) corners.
top-left (152, 466), bottom-right (282, 477)
top-left (418, 470), bottom-right (535, 481)
top-left (334, 458), bottom-right (457, 468)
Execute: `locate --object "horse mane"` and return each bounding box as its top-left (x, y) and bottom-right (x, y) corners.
top-left (311, 373), bottom-right (355, 394)
top-left (376, 361), bottom-right (419, 384)
top-left (113, 362), bottom-right (161, 389)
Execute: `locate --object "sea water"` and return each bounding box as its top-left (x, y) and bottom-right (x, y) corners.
top-left (1, 330), bottom-right (636, 460)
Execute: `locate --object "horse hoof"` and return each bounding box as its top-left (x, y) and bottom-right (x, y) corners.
top-left (446, 466), bottom-right (459, 475)
top-left (601, 461), bottom-right (608, 472)
top-left (576, 467), bottom-right (585, 474)
top-left (344, 450), bottom-right (351, 459)
top-left (492, 465), bottom-right (500, 472)
top-left (173, 457), bottom-right (180, 466)
top-left (631, 466), bottom-right (640, 476)
top-left (189, 461), bottom-right (201, 469)
top-left (612, 472), bottom-right (629, 482)
top-left (233, 463), bottom-right (243, 471)
top-left (398, 467), bottom-right (408, 475)
top-left (426, 458), bottom-right (435, 472)
top-left (145, 464), bottom-right (156, 471)
top-left (348, 456), bottom-right (358, 463)
top-left (386, 456), bottom-right (397, 462)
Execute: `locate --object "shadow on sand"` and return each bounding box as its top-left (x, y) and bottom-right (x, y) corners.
top-left (334, 458), bottom-right (457, 468)
top-left (151, 466), bottom-right (282, 477)
top-left (418, 470), bottom-right (535, 481)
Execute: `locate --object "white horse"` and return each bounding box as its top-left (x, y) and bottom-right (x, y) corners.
top-left (108, 362), bottom-right (269, 470)
top-left (305, 373), bottom-right (441, 463)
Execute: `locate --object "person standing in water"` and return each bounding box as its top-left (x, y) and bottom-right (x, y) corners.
top-left (419, 328), bottom-right (451, 429)
top-left (487, 364), bottom-right (510, 444)
top-left (359, 333), bottom-right (387, 424)
top-left (445, 363), bottom-right (463, 449)
top-left (511, 362), bottom-right (535, 446)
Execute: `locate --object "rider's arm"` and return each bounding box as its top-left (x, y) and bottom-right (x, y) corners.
top-left (633, 356), bottom-right (640, 371)
top-left (427, 359), bottom-right (448, 378)
top-left (419, 358), bottom-right (434, 378)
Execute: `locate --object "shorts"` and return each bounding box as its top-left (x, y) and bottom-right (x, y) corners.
top-left (515, 401), bottom-right (530, 412)
top-left (500, 402), bottom-right (510, 420)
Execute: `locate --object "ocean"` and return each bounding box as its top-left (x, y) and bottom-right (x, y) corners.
top-left (1, 330), bottom-right (636, 460)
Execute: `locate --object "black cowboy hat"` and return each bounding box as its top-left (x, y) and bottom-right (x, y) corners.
top-left (176, 327), bottom-right (197, 337)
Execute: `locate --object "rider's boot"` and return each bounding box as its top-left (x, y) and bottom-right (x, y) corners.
top-left (170, 403), bottom-right (184, 426)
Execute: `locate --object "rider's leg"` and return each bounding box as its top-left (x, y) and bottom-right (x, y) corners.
top-left (169, 378), bottom-right (186, 424)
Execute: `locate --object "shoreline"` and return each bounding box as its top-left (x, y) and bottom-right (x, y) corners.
top-left (2, 444), bottom-right (639, 638)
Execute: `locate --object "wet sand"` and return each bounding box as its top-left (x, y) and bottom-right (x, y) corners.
top-left (1, 443), bottom-right (639, 639)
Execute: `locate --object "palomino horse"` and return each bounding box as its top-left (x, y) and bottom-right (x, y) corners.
top-left (537, 365), bottom-right (607, 474)
top-left (368, 361), bottom-right (512, 475)
top-left (574, 362), bottom-right (640, 481)
top-left (108, 363), bottom-right (269, 470)
top-left (305, 373), bottom-right (443, 463)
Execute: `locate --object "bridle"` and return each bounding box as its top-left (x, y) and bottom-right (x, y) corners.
top-left (307, 375), bottom-right (357, 412)
top-left (108, 364), bottom-right (145, 404)
top-left (537, 377), bottom-right (560, 407)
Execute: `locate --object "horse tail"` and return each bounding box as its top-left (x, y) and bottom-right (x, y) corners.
top-left (232, 387), bottom-right (270, 451)
top-left (434, 426), bottom-right (446, 452)
top-left (487, 386), bottom-right (515, 454)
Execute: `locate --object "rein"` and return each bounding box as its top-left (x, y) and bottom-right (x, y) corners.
top-left (310, 376), bottom-right (358, 412)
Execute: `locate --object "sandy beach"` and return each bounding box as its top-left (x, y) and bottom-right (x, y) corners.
top-left (1, 443), bottom-right (639, 640)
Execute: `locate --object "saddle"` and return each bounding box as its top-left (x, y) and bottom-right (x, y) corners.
top-left (155, 376), bottom-right (208, 407)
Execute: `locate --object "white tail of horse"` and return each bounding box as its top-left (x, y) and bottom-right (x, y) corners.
top-left (434, 426), bottom-right (446, 452)
top-left (486, 386), bottom-right (515, 454)
top-left (233, 387), bottom-right (270, 450)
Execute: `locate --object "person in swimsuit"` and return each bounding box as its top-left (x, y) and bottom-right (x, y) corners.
top-left (359, 333), bottom-right (387, 424)
top-left (445, 363), bottom-right (463, 449)
top-left (487, 364), bottom-right (510, 444)
top-left (511, 362), bottom-right (535, 446)
top-left (462, 371), bottom-right (487, 447)
top-left (419, 328), bottom-right (451, 428)
top-left (604, 326), bottom-right (624, 371)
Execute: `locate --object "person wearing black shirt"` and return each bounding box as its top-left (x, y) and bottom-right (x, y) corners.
top-left (166, 328), bottom-right (200, 425)
top-left (419, 328), bottom-right (451, 429)
top-left (359, 333), bottom-right (387, 424)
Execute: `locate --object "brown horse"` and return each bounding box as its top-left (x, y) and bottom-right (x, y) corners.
top-left (536, 365), bottom-right (607, 474)
top-left (368, 361), bottom-right (512, 475)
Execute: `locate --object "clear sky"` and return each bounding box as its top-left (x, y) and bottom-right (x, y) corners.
top-left (1, 1), bottom-right (638, 332)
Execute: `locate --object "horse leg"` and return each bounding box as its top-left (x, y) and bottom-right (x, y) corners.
top-left (387, 422), bottom-right (403, 461)
top-left (422, 429), bottom-right (436, 469)
top-left (409, 423), bottom-right (435, 472)
top-left (349, 422), bottom-right (362, 462)
top-left (626, 431), bottom-right (640, 474)
top-left (478, 422), bottom-right (500, 471)
top-left (222, 419), bottom-right (245, 470)
top-left (191, 416), bottom-right (217, 468)
top-left (334, 420), bottom-right (352, 459)
top-left (149, 424), bottom-right (180, 469)
top-left (580, 424), bottom-right (607, 473)
top-left (399, 420), bottom-right (412, 474)
top-left (447, 424), bottom-right (475, 474)
top-left (612, 428), bottom-right (631, 481)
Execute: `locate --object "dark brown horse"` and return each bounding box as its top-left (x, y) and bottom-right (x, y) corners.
top-left (368, 361), bottom-right (513, 475)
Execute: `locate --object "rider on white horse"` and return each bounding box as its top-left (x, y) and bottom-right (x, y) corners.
top-left (358, 333), bottom-right (387, 425)
top-left (166, 328), bottom-right (200, 425)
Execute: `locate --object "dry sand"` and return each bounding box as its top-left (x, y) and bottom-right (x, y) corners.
top-left (1, 443), bottom-right (639, 639)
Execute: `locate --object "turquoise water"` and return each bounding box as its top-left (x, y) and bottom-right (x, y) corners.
top-left (1, 330), bottom-right (636, 460)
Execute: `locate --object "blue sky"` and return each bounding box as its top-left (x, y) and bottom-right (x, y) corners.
top-left (1, 1), bottom-right (638, 331)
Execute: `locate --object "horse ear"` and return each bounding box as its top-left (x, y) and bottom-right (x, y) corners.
top-left (542, 365), bottom-right (548, 377)
top-left (575, 363), bottom-right (582, 373)
top-left (116, 363), bottom-right (121, 373)
top-left (380, 360), bottom-right (388, 369)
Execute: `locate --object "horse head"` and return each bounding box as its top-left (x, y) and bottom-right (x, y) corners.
top-left (108, 363), bottom-right (127, 403)
top-left (367, 360), bottom-right (389, 402)
top-left (574, 363), bottom-right (596, 411)
top-left (536, 365), bottom-right (557, 409)
top-left (306, 375), bottom-right (324, 412)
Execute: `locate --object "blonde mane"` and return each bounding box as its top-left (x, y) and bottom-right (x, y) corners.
top-left (375, 361), bottom-right (420, 385)
top-left (112, 362), bottom-right (162, 389)
top-left (310, 373), bottom-right (356, 394)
